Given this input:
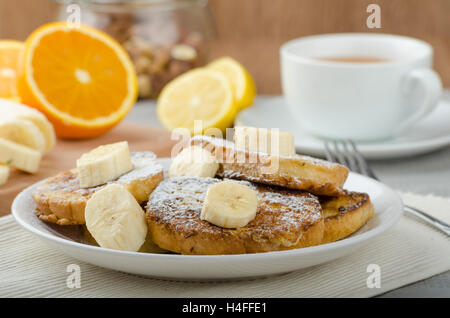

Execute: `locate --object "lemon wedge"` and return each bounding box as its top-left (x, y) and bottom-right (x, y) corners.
top-left (157, 68), bottom-right (236, 134)
top-left (208, 56), bottom-right (256, 111)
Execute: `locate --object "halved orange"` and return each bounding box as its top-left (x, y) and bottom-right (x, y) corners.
top-left (0, 40), bottom-right (24, 99)
top-left (18, 22), bottom-right (137, 139)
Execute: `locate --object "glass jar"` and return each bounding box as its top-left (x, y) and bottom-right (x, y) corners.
top-left (56, 0), bottom-right (215, 99)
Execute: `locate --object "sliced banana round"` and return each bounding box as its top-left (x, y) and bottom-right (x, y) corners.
top-left (201, 181), bottom-right (258, 229)
top-left (0, 99), bottom-right (56, 153)
top-left (0, 138), bottom-right (41, 173)
top-left (169, 145), bottom-right (219, 178)
top-left (15, 111), bottom-right (55, 153)
top-left (0, 118), bottom-right (46, 153)
top-left (234, 126), bottom-right (296, 156)
top-left (0, 164), bottom-right (10, 185)
top-left (85, 184), bottom-right (148, 252)
top-left (77, 141), bottom-right (133, 188)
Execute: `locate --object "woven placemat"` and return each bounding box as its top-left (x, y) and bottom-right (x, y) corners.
top-left (1, 192), bottom-right (449, 297)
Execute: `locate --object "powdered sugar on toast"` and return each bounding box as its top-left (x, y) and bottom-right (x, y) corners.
top-left (146, 176), bottom-right (322, 244)
top-left (39, 152), bottom-right (162, 195)
top-left (189, 135), bottom-right (336, 168)
top-left (189, 135), bottom-right (349, 196)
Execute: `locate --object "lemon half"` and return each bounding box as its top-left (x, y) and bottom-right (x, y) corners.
top-left (208, 56), bottom-right (256, 111)
top-left (157, 68), bottom-right (236, 134)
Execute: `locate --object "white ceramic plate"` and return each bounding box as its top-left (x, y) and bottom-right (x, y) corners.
top-left (12, 158), bottom-right (403, 280)
top-left (236, 96), bottom-right (450, 160)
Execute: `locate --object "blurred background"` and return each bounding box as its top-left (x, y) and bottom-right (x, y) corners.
top-left (0, 0), bottom-right (449, 94)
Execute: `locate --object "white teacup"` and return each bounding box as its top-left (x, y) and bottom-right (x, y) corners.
top-left (280, 33), bottom-right (442, 141)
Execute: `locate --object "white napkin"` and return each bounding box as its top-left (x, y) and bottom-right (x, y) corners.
top-left (0, 192), bottom-right (449, 298)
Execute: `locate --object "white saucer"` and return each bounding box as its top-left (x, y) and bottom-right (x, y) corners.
top-left (12, 158), bottom-right (403, 280)
top-left (236, 96), bottom-right (450, 159)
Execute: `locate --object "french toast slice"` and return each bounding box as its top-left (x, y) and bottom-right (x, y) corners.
top-left (190, 135), bottom-right (349, 196)
top-left (33, 152), bottom-right (164, 225)
top-left (319, 191), bottom-right (375, 243)
top-left (146, 177), bottom-right (324, 255)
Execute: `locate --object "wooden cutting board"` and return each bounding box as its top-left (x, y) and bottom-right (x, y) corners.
top-left (0, 122), bottom-right (176, 216)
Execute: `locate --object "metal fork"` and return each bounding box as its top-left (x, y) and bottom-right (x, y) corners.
top-left (324, 139), bottom-right (450, 236)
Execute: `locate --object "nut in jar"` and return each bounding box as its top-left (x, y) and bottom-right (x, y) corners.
top-left (58, 0), bottom-right (214, 99)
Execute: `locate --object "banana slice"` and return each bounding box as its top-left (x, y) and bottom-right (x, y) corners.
top-left (0, 118), bottom-right (46, 153)
top-left (169, 146), bottom-right (219, 178)
top-left (77, 141), bottom-right (133, 188)
top-left (201, 181), bottom-right (258, 228)
top-left (234, 126), bottom-right (296, 156)
top-left (0, 138), bottom-right (41, 173)
top-left (15, 112), bottom-right (55, 153)
top-left (85, 184), bottom-right (147, 252)
top-left (0, 99), bottom-right (56, 153)
top-left (0, 164), bottom-right (9, 185)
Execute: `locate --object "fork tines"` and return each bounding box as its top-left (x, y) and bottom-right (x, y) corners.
top-left (324, 139), bottom-right (378, 179)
